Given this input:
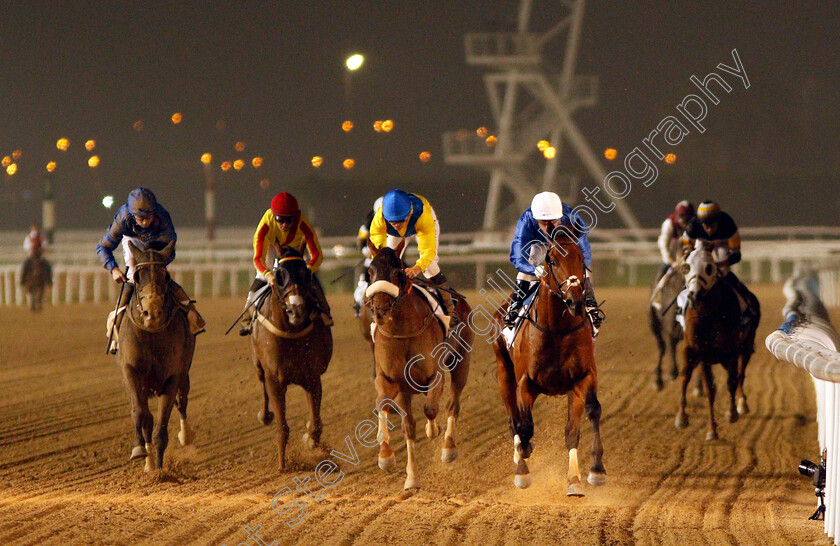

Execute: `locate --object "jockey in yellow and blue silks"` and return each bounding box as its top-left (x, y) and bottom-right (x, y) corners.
top-left (96, 187), bottom-right (205, 353)
top-left (505, 191), bottom-right (603, 336)
top-left (369, 189), bottom-right (459, 328)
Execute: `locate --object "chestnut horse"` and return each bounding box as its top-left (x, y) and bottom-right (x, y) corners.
top-left (675, 243), bottom-right (759, 440)
top-left (492, 226), bottom-right (606, 496)
top-left (250, 247), bottom-right (333, 470)
top-left (21, 254), bottom-right (52, 312)
top-left (366, 246), bottom-right (472, 489)
top-left (119, 241), bottom-right (195, 472)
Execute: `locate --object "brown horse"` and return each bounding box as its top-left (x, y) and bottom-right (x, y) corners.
top-left (250, 247), bottom-right (333, 470)
top-left (119, 241), bottom-right (195, 472)
top-left (20, 254), bottom-right (52, 311)
top-left (649, 266), bottom-right (685, 390)
top-left (366, 246), bottom-right (472, 489)
top-left (492, 225), bottom-right (606, 496)
top-left (675, 244), bottom-right (759, 440)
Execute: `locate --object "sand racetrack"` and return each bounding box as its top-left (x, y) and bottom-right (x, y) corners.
top-left (0, 285), bottom-right (832, 545)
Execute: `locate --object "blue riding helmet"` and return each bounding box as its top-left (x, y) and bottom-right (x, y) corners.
top-left (128, 187), bottom-right (158, 217)
top-left (382, 189), bottom-right (412, 222)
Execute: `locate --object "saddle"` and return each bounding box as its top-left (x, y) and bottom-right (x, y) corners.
top-left (501, 291), bottom-right (539, 348)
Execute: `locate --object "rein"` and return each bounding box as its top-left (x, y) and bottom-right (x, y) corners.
top-left (526, 240), bottom-right (587, 335)
top-left (258, 255), bottom-right (317, 339)
top-left (368, 277), bottom-right (438, 339)
top-left (127, 259), bottom-right (177, 333)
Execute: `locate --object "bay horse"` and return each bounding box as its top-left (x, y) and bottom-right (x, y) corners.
top-left (675, 242), bottom-right (760, 440)
top-left (366, 246), bottom-right (472, 489)
top-left (20, 253), bottom-right (52, 311)
top-left (250, 247), bottom-right (333, 470)
top-left (492, 225), bottom-right (606, 496)
top-left (649, 265), bottom-right (684, 390)
top-left (119, 241), bottom-right (195, 472)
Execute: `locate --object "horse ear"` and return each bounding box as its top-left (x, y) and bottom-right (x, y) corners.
top-left (367, 238), bottom-right (380, 257)
top-left (394, 238), bottom-right (406, 257)
top-left (128, 240), bottom-right (142, 261)
top-left (158, 240), bottom-right (176, 262)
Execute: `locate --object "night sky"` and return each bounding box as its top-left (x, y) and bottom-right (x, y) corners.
top-left (0, 1), bottom-right (837, 234)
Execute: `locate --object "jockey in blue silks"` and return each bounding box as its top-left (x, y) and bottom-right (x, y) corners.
top-left (505, 191), bottom-right (604, 337)
top-left (96, 187), bottom-right (205, 353)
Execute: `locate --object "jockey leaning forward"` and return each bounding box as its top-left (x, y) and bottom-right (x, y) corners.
top-left (368, 189), bottom-right (459, 330)
top-left (504, 191), bottom-right (604, 337)
top-left (681, 200), bottom-right (759, 324)
top-left (96, 187), bottom-right (205, 354)
top-left (24, 222), bottom-right (46, 258)
top-left (238, 191), bottom-right (333, 335)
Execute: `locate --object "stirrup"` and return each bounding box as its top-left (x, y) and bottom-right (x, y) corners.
top-left (108, 339), bottom-right (119, 354)
top-left (239, 324), bottom-right (251, 336)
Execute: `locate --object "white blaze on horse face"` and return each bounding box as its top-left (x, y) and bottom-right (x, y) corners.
top-left (288, 294), bottom-right (304, 306)
top-left (685, 249), bottom-right (717, 294)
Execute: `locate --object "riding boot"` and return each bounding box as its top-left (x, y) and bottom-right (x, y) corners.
top-left (107, 283), bottom-right (135, 354)
top-left (310, 274), bottom-right (333, 326)
top-left (430, 272), bottom-right (458, 332)
top-left (724, 271), bottom-right (759, 327)
top-left (239, 278), bottom-right (267, 336)
top-left (170, 280), bottom-right (206, 336)
top-left (504, 280), bottom-right (532, 327)
top-left (584, 276), bottom-right (605, 338)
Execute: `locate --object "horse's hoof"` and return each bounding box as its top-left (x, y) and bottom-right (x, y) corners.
top-left (737, 398), bottom-right (750, 415)
top-left (130, 445), bottom-right (148, 460)
top-left (727, 411), bottom-right (739, 424)
top-left (144, 458), bottom-right (156, 473)
top-left (692, 387), bottom-right (704, 398)
top-left (566, 483), bottom-right (585, 497)
top-left (378, 454), bottom-right (396, 471)
top-left (587, 472), bottom-right (607, 486)
top-left (441, 447), bottom-right (458, 463)
top-left (425, 420), bottom-right (440, 439)
top-left (654, 379), bottom-right (664, 392)
top-left (675, 414), bottom-right (689, 429)
top-left (258, 410), bottom-right (274, 426)
top-left (670, 368), bottom-right (679, 381)
top-left (178, 425), bottom-right (194, 446)
top-left (514, 473), bottom-right (532, 489)
top-left (705, 430), bottom-right (718, 441)
top-left (302, 433), bottom-right (318, 450)
top-left (403, 475), bottom-right (420, 490)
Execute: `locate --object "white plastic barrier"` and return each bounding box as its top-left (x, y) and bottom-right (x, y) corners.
top-left (766, 272), bottom-right (840, 542)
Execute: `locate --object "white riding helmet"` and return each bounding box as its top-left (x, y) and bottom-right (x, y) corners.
top-left (373, 196), bottom-right (384, 215)
top-left (530, 191), bottom-right (564, 220)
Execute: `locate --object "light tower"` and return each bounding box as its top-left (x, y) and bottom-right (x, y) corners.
top-left (443, 0), bottom-right (644, 239)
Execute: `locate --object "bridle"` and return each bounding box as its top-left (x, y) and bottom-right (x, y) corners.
top-left (365, 269), bottom-right (436, 339)
top-left (541, 241), bottom-right (583, 313)
top-left (129, 257), bottom-right (175, 332)
top-left (256, 255), bottom-right (318, 338)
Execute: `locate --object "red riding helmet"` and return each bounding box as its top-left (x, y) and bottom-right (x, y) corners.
top-left (674, 200), bottom-right (695, 218)
top-left (270, 192), bottom-right (300, 216)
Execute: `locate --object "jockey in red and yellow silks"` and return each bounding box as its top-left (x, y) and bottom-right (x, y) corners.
top-left (239, 191), bottom-right (332, 335)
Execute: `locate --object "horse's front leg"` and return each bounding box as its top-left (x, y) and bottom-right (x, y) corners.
top-left (176, 372), bottom-right (194, 446)
top-left (153, 376), bottom-right (180, 471)
top-left (122, 365), bottom-right (153, 470)
top-left (513, 374), bottom-right (539, 489)
top-left (303, 379), bottom-right (323, 449)
top-left (375, 373), bottom-right (400, 471)
top-left (583, 377), bottom-right (606, 487)
top-left (264, 375), bottom-right (289, 470)
top-left (565, 389), bottom-right (586, 496)
top-left (253, 359), bottom-right (274, 426)
top-left (676, 349), bottom-right (698, 429)
top-left (399, 392), bottom-right (419, 490)
top-left (700, 362), bottom-right (718, 441)
top-left (422, 369), bottom-right (445, 441)
top-left (724, 357), bottom-right (740, 424)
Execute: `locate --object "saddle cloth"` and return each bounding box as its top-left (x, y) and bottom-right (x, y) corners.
top-left (501, 290), bottom-right (538, 348)
top-left (369, 284), bottom-right (451, 340)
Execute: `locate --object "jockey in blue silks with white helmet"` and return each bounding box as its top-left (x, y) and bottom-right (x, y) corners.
top-left (505, 191), bottom-right (604, 336)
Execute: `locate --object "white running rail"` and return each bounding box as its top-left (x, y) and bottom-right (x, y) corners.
top-left (765, 272), bottom-right (840, 542)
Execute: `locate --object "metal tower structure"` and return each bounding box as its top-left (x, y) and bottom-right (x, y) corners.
top-left (443, 0), bottom-right (644, 238)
